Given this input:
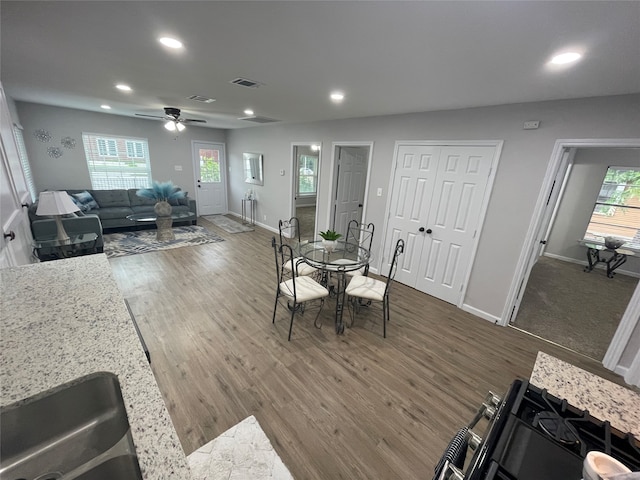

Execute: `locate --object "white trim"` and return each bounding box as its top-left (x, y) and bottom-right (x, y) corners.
top-left (227, 211), bottom-right (278, 235)
top-left (506, 138), bottom-right (640, 380)
top-left (542, 252), bottom-right (640, 279)
top-left (328, 141), bottom-right (374, 239)
top-left (290, 142), bottom-right (322, 237)
top-left (461, 304), bottom-right (501, 324)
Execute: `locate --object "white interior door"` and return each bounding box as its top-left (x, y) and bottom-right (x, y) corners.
top-left (384, 143), bottom-right (496, 305)
top-left (193, 141), bottom-right (227, 215)
top-left (333, 146), bottom-right (368, 236)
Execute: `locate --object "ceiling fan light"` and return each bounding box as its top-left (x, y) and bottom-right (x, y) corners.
top-left (164, 121), bottom-right (176, 131)
top-left (176, 122), bottom-right (186, 132)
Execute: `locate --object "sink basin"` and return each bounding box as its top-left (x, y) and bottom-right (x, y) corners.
top-left (0, 372), bottom-right (142, 480)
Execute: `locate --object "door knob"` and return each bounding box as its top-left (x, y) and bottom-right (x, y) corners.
top-left (419, 227), bottom-right (425, 232)
top-left (426, 229), bottom-right (432, 234)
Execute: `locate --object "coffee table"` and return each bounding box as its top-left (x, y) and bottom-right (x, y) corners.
top-left (126, 212), bottom-right (194, 241)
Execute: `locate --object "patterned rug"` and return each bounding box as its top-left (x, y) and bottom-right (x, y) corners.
top-left (103, 225), bottom-right (224, 258)
top-left (188, 415), bottom-right (294, 480)
top-left (203, 215), bottom-right (254, 233)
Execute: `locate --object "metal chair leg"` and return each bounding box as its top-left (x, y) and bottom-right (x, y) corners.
top-left (383, 297), bottom-right (388, 338)
top-left (288, 302), bottom-right (296, 341)
top-left (313, 298), bottom-right (325, 329)
top-left (272, 292), bottom-right (279, 324)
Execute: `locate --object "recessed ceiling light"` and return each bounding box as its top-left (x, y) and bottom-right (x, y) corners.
top-left (115, 84), bottom-right (132, 92)
top-left (550, 52), bottom-right (582, 65)
top-left (244, 109), bottom-right (254, 116)
top-left (159, 37), bottom-right (183, 49)
top-left (330, 91), bottom-right (345, 102)
top-left (100, 104), bottom-right (111, 110)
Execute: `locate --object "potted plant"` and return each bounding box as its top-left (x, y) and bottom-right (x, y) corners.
top-left (319, 229), bottom-right (342, 253)
top-left (136, 181), bottom-right (185, 217)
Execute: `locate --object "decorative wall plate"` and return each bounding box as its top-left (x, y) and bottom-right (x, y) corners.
top-left (34, 129), bottom-right (52, 142)
top-left (47, 146), bottom-right (63, 158)
top-left (61, 136), bottom-right (76, 149)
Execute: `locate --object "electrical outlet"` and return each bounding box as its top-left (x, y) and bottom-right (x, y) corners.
top-left (279, 169), bottom-right (285, 176)
top-left (523, 121), bottom-right (540, 130)
top-left (263, 215), bottom-right (267, 221)
top-left (377, 188), bottom-right (383, 196)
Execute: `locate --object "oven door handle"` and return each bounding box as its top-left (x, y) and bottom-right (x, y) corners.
top-left (433, 427), bottom-right (469, 480)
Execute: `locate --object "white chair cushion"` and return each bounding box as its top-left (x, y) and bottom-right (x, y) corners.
top-left (329, 258), bottom-right (367, 276)
top-left (280, 276), bottom-right (329, 303)
top-left (283, 257), bottom-right (317, 276)
top-left (345, 275), bottom-right (385, 302)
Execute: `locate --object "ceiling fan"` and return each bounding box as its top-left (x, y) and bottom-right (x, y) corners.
top-left (135, 107), bottom-right (206, 131)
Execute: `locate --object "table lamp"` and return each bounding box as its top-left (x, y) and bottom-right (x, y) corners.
top-left (36, 191), bottom-right (80, 243)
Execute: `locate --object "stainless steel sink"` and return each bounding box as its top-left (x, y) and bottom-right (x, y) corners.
top-left (0, 372), bottom-right (142, 480)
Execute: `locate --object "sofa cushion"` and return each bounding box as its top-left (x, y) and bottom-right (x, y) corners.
top-left (91, 189), bottom-right (131, 208)
top-left (72, 191), bottom-right (99, 211)
top-left (128, 189), bottom-right (157, 207)
top-left (93, 206), bottom-right (134, 220)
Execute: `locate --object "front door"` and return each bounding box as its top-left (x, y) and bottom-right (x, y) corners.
top-left (384, 144), bottom-right (496, 305)
top-left (192, 142), bottom-right (227, 215)
top-left (333, 146), bottom-right (369, 236)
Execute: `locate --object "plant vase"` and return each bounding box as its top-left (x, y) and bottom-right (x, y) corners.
top-left (154, 201), bottom-right (175, 241)
top-left (322, 239), bottom-right (337, 253)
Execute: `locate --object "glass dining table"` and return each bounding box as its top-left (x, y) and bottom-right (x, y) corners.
top-left (297, 240), bottom-right (371, 334)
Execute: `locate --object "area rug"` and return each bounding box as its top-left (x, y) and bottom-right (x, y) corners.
top-left (187, 415), bottom-right (294, 480)
top-left (103, 225), bottom-right (224, 258)
top-left (203, 215), bottom-right (254, 233)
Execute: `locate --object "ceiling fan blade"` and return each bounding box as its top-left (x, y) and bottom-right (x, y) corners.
top-left (135, 114), bottom-right (165, 119)
top-left (184, 119), bottom-right (207, 123)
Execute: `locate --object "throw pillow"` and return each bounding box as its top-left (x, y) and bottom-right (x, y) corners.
top-left (72, 190), bottom-right (99, 212)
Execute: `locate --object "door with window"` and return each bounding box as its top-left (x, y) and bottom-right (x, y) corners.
top-left (192, 142), bottom-right (227, 215)
top-left (384, 143), bottom-right (497, 305)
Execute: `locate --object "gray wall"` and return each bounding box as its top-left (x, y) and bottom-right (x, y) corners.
top-left (545, 148), bottom-right (640, 276)
top-left (17, 102), bottom-right (227, 196)
top-left (227, 94), bottom-right (640, 321)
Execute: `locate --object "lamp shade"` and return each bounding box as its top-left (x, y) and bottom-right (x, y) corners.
top-left (36, 191), bottom-right (80, 216)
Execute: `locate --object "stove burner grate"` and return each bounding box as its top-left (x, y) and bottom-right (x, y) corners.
top-left (535, 411), bottom-right (581, 446)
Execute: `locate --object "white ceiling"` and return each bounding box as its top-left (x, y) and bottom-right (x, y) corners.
top-left (2, 1), bottom-right (639, 129)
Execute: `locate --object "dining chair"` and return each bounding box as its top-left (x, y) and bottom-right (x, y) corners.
top-left (271, 237), bottom-right (329, 341)
top-left (278, 217), bottom-right (317, 277)
top-left (343, 219), bottom-right (375, 277)
top-left (345, 238), bottom-right (405, 338)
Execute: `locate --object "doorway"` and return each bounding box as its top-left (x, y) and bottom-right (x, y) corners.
top-left (291, 143), bottom-right (321, 242)
top-left (192, 141), bottom-right (227, 215)
top-left (331, 143), bottom-right (372, 236)
top-left (382, 141), bottom-right (501, 306)
top-left (509, 145), bottom-right (640, 360)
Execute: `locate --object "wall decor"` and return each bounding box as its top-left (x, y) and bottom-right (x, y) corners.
top-left (34, 129), bottom-right (51, 142)
top-left (47, 146), bottom-right (63, 158)
top-left (61, 136), bottom-right (76, 149)
top-left (243, 152), bottom-right (264, 186)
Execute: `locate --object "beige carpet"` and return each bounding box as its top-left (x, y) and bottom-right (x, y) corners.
top-left (512, 256), bottom-right (638, 360)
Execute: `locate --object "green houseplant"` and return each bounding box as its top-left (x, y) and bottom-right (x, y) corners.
top-left (319, 229), bottom-right (342, 253)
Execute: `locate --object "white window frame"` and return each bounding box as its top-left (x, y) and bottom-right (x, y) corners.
top-left (297, 154), bottom-right (318, 196)
top-left (82, 133), bottom-right (152, 190)
top-left (12, 125), bottom-right (37, 202)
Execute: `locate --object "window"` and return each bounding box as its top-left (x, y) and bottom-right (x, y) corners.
top-left (13, 126), bottom-right (37, 202)
top-left (584, 166), bottom-right (640, 249)
top-left (298, 154), bottom-right (318, 195)
top-left (199, 148), bottom-right (221, 183)
top-left (82, 133), bottom-right (152, 189)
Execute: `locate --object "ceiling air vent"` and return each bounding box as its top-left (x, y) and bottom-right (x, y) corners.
top-left (239, 116), bottom-right (279, 124)
top-left (230, 77), bottom-right (263, 88)
top-left (188, 95), bottom-right (215, 103)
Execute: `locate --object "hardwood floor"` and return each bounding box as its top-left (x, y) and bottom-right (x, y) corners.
top-left (109, 216), bottom-right (629, 480)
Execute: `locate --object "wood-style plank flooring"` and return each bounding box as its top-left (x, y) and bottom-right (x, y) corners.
top-left (109, 216), bottom-right (630, 480)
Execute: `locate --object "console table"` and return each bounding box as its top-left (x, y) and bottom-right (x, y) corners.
top-left (579, 240), bottom-right (636, 278)
top-left (241, 198), bottom-right (256, 225)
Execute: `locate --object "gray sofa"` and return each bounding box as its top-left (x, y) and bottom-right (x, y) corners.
top-left (29, 189), bottom-right (197, 255)
top-left (62, 188), bottom-right (197, 229)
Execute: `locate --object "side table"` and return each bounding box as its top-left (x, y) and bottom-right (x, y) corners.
top-left (241, 198), bottom-right (256, 225)
top-left (579, 240), bottom-right (636, 278)
top-left (33, 232), bottom-right (99, 261)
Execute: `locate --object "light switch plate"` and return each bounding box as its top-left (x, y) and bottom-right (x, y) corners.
top-left (279, 169), bottom-right (285, 176)
top-left (377, 188), bottom-right (383, 196)
top-left (174, 165), bottom-right (183, 171)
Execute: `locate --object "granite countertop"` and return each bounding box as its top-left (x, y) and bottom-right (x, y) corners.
top-left (531, 351), bottom-right (640, 437)
top-left (0, 254), bottom-right (191, 479)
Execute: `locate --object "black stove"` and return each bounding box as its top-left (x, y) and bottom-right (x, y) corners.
top-left (435, 379), bottom-right (640, 480)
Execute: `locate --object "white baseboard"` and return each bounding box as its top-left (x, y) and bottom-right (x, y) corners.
top-left (461, 304), bottom-right (501, 324)
top-left (614, 365), bottom-right (629, 378)
top-left (543, 252), bottom-right (640, 279)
